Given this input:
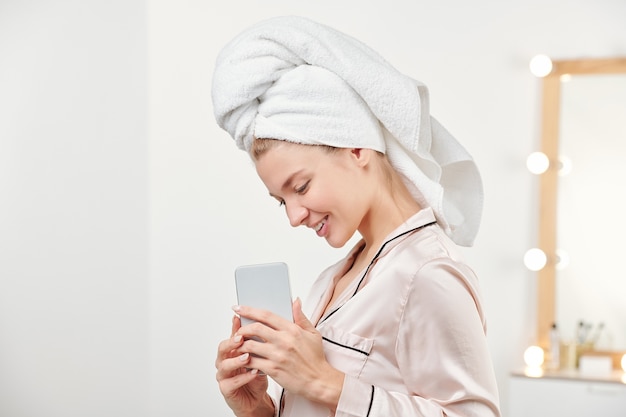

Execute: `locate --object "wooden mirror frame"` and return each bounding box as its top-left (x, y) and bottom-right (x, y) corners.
top-left (536, 57), bottom-right (626, 366)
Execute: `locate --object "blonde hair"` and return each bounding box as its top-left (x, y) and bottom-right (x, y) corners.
top-left (249, 138), bottom-right (338, 161)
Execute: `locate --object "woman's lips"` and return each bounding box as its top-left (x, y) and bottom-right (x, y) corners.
top-left (313, 216), bottom-right (328, 236)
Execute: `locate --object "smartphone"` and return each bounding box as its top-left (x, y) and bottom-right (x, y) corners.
top-left (234, 262), bottom-right (293, 327)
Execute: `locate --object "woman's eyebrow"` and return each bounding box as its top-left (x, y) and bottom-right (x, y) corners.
top-left (280, 170), bottom-right (305, 191)
top-left (268, 169), bottom-right (305, 199)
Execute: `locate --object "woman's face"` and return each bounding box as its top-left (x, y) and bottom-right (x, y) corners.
top-left (254, 142), bottom-right (373, 248)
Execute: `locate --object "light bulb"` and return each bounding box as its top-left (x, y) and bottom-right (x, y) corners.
top-left (524, 248), bottom-right (547, 271)
top-left (524, 345), bottom-right (545, 367)
top-left (529, 55), bottom-right (553, 78)
top-left (527, 152), bottom-right (550, 174)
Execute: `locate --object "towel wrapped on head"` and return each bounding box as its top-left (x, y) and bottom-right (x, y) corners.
top-left (211, 15), bottom-right (483, 246)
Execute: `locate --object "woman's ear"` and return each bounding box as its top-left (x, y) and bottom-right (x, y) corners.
top-left (350, 148), bottom-right (371, 167)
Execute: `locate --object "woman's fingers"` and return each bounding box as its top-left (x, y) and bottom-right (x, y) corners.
top-left (233, 305), bottom-right (293, 331)
top-left (231, 314), bottom-right (241, 336)
top-left (292, 297), bottom-right (316, 332)
top-left (233, 303), bottom-right (316, 367)
top-left (216, 314), bottom-right (243, 367)
top-left (233, 305), bottom-right (295, 348)
top-left (217, 353), bottom-right (258, 389)
top-left (216, 331), bottom-right (243, 363)
top-left (216, 331), bottom-right (256, 381)
top-left (215, 314), bottom-right (274, 416)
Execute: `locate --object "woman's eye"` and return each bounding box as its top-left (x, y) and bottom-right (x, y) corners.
top-left (295, 181), bottom-right (310, 194)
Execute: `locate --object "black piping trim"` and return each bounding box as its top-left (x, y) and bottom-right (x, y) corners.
top-left (319, 221), bottom-right (437, 325)
top-left (320, 303), bottom-right (341, 323)
top-left (366, 385), bottom-right (375, 416)
top-left (352, 221), bottom-right (436, 297)
top-left (277, 388), bottom-right (285, 417)
top-left (322, 336), bottom-right (370, 356)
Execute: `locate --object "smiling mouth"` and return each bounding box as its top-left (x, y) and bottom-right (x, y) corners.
top-left (314, 218), bottom-right (326, 232)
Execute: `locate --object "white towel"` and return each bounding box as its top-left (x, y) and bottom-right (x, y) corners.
top-left (211, 16), bottom-right (483, 246)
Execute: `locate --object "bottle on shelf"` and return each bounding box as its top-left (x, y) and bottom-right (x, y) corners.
top-left (549, 322), bottom-right (560, 370)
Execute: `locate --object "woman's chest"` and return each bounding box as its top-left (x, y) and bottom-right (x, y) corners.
top-left (312, 273), bottom-right (411, 387)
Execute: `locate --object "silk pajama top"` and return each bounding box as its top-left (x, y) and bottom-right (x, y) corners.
top-left (269, 207), bottom-right (501, 417)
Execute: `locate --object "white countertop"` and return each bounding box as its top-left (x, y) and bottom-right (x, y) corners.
top-left (511, 367), bottom-right (626, 384)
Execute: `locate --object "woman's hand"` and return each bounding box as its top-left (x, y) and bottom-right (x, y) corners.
top-left (215, 315), bottom-right (275, 417)
top-left (234, 298), bottom-right (345, 412)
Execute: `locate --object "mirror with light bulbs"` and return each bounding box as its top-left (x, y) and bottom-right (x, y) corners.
top-left (529, 56), bottom-right (626, 368)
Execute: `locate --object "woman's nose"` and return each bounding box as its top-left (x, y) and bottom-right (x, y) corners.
top-left (286, 202), bottom-right (308, 227)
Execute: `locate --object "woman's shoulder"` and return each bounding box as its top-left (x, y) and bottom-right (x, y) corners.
top-left (383, 220), bottom-right (461, 266)
top-left (373, 223), bottom-right (479, 290)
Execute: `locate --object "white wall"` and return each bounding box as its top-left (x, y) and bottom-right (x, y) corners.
top-left (2, 1), bottom-right (625, 416)
top-left (0, 1), bottom-right (149, 416)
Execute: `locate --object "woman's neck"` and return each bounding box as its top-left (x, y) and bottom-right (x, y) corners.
top-left (358, 187), bottom-right (422, 255)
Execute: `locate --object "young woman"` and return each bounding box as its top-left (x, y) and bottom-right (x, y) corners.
top-left (212, 16), bottom-right (501, 417)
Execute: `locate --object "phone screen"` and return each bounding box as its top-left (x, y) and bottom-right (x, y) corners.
top-left (234, 262), bottom-right (293, 326)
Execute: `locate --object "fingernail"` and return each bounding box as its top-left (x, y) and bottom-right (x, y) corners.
top-left (233, 334), bottom-right (242, 343)
top-left (239, 353), bottom-right (249, 362)
top-left (232, 305), bottom-right (241, 312)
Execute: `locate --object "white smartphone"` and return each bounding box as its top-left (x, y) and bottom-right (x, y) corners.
top-left (234, 262), bottom-right (294, 327)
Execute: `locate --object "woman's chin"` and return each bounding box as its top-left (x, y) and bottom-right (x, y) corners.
top-left (324, 233), bottom-right (354, 249)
